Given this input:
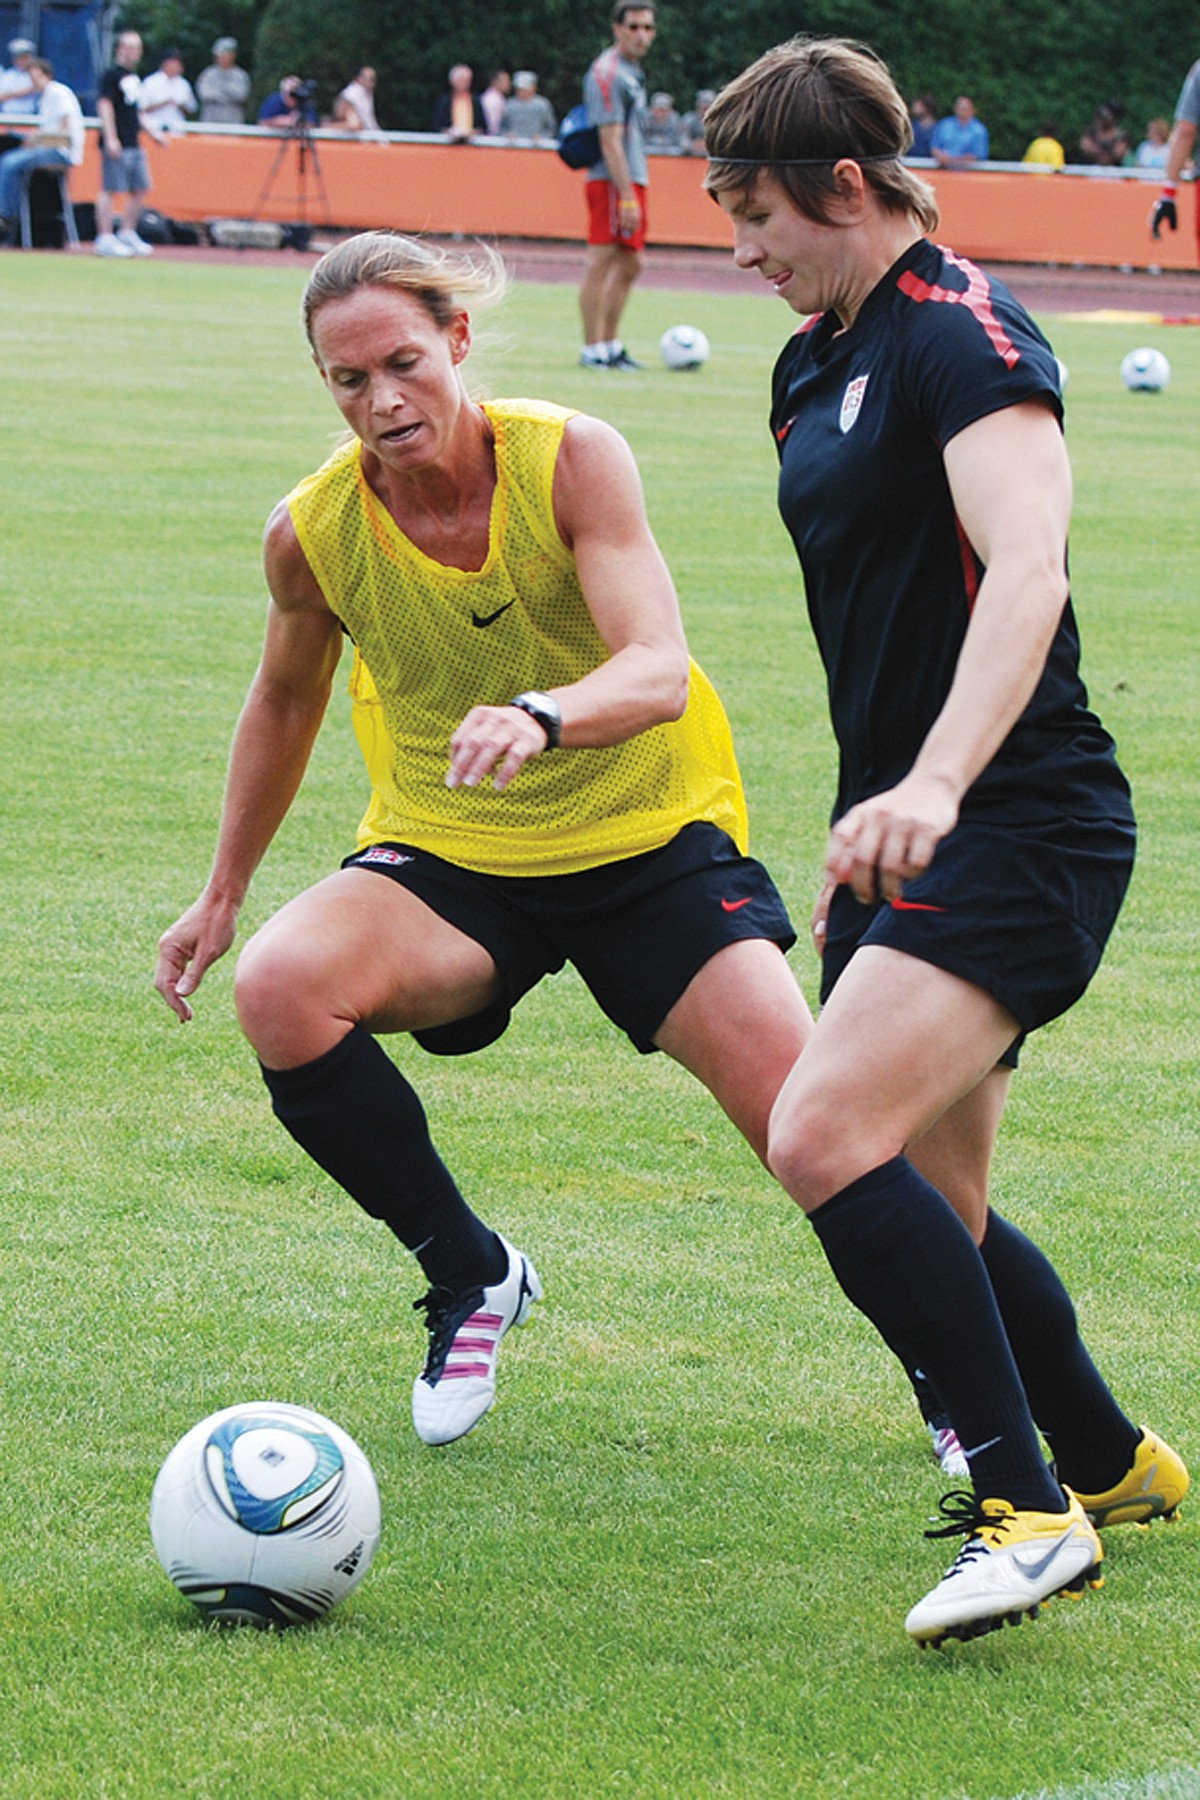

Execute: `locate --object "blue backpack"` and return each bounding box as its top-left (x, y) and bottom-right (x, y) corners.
top-left (557, 103), bottom-right (602, 169)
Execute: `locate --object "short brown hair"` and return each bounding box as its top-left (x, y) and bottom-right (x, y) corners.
top-left (703, 37), bottom-right (938, 233)
top-left (302, 231), bottom-right (507, 351)
top-left (612, 2), bottom-right (655, 24)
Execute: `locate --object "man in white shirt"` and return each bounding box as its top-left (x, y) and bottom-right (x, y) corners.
top-left (337, 66), bottom-right (379, 133)
top-left (0, 57), bottom-right (84, 242)
top-left (140, 49), bottom-right (197, 136)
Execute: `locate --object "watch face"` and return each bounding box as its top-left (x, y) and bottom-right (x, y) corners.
top-left (512, 692), bottom-right (560, 745)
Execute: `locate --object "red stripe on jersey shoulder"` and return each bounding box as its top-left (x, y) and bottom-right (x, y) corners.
top-left (591, 47), bottom-right (620, 109)
top-left (896, 246), bottom-right (1020, 369)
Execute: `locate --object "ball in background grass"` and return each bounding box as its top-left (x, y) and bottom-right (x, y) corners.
top-left (660, 324), bottom-right (711, 370)
top-left (1120, 346), bottom-right (1170, 391)
top-left (150, 1401), bottom-right (381, 1627)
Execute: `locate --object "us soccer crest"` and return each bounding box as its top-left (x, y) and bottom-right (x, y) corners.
top-left (839, 374), bottom-right (869, 433)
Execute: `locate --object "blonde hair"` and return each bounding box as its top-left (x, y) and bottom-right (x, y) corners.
top-left (703, 37), bottom-right (939, 234)
top-left (302, 232), bottom-right (508, 352)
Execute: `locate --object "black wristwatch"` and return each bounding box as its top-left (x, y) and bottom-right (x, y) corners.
top-left (509, 691), bottom-right (562, 749)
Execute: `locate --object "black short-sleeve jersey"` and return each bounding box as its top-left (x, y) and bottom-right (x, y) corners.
top-left (101, 66), bottom-right (143, 148)
top-left (770, 238), bottom-right (1129, 827)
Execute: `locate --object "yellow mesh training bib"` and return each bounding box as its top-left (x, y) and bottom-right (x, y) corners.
top-left (288, 398), bottom-right (747, 874)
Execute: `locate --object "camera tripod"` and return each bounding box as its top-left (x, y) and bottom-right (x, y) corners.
top-left (251, 113), bottom-right (333, 232)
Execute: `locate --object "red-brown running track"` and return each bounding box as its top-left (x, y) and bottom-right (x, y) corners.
top-left (131, 232), bottom-right (1200, 321)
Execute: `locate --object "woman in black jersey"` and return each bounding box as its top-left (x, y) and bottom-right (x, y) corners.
top-left (704, 37), bottom-right (1187, 1647)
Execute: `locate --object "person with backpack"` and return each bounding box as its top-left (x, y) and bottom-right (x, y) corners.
top-left (576, 2), bottom-right (656, 370)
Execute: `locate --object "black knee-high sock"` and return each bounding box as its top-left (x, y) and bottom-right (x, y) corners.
top-left (260, 1024), bottom-right (506, 1292)
top-left (980, 1210), bottom-right (1140, 1492)
top-left (902, 1356), bottom-right (952, 1430)
top-left (809, 1156), bottom-right (1064, 1512)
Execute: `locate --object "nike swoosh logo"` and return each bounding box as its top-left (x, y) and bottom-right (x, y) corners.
top-left (471, 601), bottom-right (516, 627)
top-left (1011, 1527), bottom-right (1080, 1584)
top-left (721, 897), bottom-right (753, 913)
top-left (891, 898), bottom-right (946, 913)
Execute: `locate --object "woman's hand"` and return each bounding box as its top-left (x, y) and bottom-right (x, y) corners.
top-left (810, 875), bottom-right (836, 957)
top-left (824, 770), bottom-right (960, 904)
top-left (154, 892), bottom-right (241, 1021)
top-left (446, 704), bottom-right (553, 791)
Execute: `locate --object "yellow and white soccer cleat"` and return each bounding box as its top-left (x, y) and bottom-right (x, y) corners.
top-left (906, 1490), bottom-right (1104, 1647)
top-left (1071, 1429), bottom-right (1189, 1529)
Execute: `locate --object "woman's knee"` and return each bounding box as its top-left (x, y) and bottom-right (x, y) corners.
top-left (234, 926), bottom-right (337, 1061)
top-left (766, 1087), bottom-right (904, 1211)
top-left (766, 1093), bottom-right (847, 1208)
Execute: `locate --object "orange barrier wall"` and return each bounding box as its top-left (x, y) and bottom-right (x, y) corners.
top-left (73, 131), bottom-right (1198, 271)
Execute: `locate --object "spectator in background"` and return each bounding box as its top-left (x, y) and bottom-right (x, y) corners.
top-left (1134, 117), bottom-right (1170, 169)
top-left (326, 94), bottom-right (364, 131)
top-left (0, 57), bottom-right (84, 245)
top-left (259, 76), bottom-right (317, 128)
top-left (479, 69), bottom-right (510, 136)
top-left (434, 64), bottom-right (485, 139)
top-left (196, 38), bottom-right (250, 125)
top-left (908, 92), bottom-right (937, 157)
top-left (680, 87), bottom-right (714, 154)
top-left (643, 89), bottom-right (685, 153)
top-left (1077, 100), bottom-right (1130, 167)
top-left (337, 67), bottom-right (379, 134)
top-left (1150, 57), bottom-right (1200, 253)
top-left (95, 29), bottom-right (166, 258)
top-left (930, 93), bottom-right (990, 167)
top-left (140, 49), bottom-right (197, 137)
top-left (500, 71), bottom-right (557, 144)
top-left (1022, 119), bottom-right (1065, 168)
top-left (578, 2), bottom-right (657, 371)
top-left (0, 37), bottom-right (37, 114)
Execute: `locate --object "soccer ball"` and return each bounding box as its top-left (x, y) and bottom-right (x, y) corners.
top-left (1120, 346), bottom-right (1171, 391)
top-left (660, 324), bottom-right (710, 371)
top-left (150, 1401), bottom-right (382, 1627)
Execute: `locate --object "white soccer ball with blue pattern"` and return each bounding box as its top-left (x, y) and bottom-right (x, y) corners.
top-left (660, 323), bottom-right (710, 370)
top-left (150, 1401), bottom-right (381, 1626)
top-left (1120, 346), bottom-right (1170, 391)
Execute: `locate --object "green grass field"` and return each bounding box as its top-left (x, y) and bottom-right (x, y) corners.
top-left (1, 250), bottom-right (1197, 1800)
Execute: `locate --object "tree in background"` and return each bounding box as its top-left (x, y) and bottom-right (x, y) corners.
top-left (113, 0), bottom-right (1197, 160)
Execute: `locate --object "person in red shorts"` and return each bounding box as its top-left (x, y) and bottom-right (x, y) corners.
top-left (577, 2), bottom-right (656, 370)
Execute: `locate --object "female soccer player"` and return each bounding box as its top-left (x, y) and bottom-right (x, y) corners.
top-left (703, 37), bottom-right (1187, 1646)
top-left (154, 231), bottom-right (810, 1450)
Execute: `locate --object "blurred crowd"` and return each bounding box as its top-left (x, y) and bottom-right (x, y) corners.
top-left (0, 31), bottom-right (1192, 179)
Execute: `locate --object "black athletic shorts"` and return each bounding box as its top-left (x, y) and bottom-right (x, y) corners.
top-left (342, 821), bottom-right (797, 1055)
top-left (819, 811), bottom-right (1136, 1064)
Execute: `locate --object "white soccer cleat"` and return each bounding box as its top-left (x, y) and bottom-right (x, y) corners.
top-left (906, 1489), bottom-right (1104, 1646)
top-left (411, 1237), bottom-right (541, 1446)
top-left (116, 228), bottom-right (154, 257)
top-left (930, 1423), bottom-right (970, 1479)
top-left (94, 231), bottom-right (134, 258)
